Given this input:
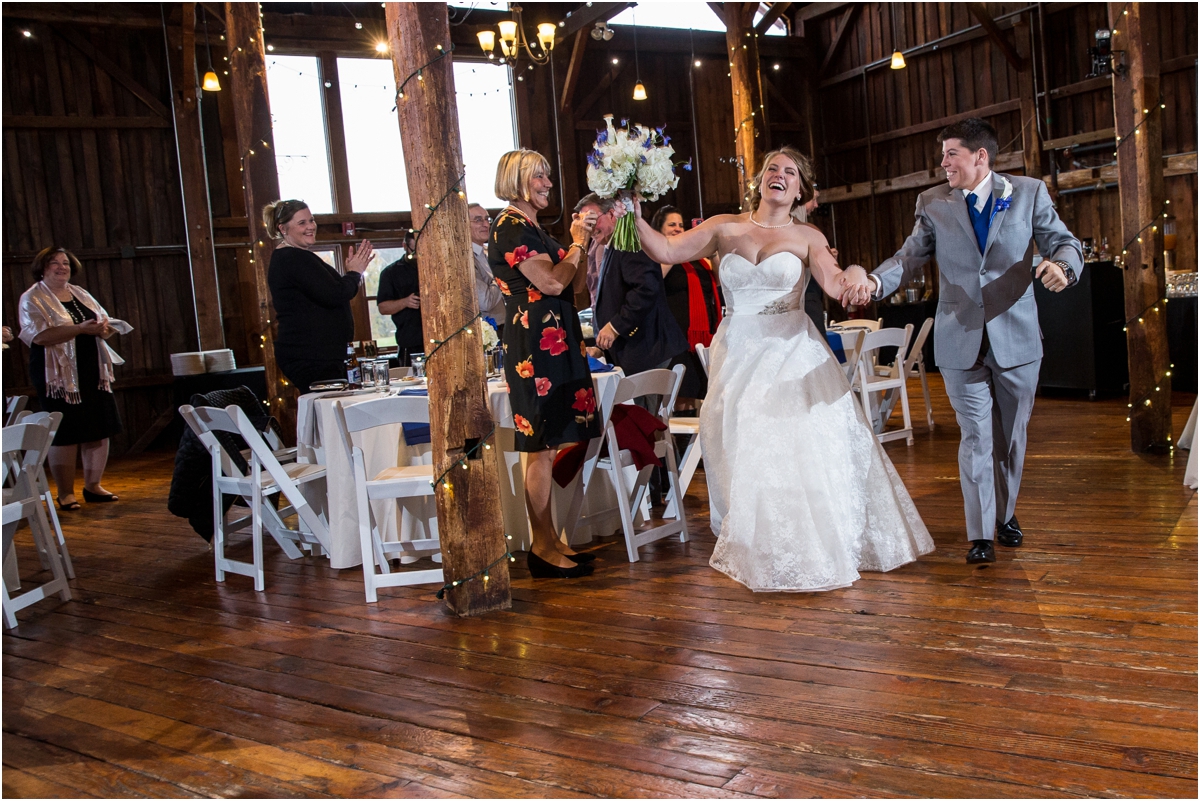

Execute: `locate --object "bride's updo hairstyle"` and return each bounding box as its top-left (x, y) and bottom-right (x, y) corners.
top-left (262, 199), bottom-right (310, 240)
top-left (746, 146), bottom-right (816, 218)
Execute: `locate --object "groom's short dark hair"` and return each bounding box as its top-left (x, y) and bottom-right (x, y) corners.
top-left (938, 118), bottom-right (998, 167)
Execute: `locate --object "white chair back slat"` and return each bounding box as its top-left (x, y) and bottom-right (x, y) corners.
top-left (694, 344), bottom-right (710, 377)
top-left (5, 395), bottom-right (28, 427)
top-left (342, 395), bottom-right (430, 433)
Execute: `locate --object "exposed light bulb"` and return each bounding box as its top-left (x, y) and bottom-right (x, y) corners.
top-left (633, 80), bottom-right (647, 101)
top-left (890, 50), bottom-right (907, 69)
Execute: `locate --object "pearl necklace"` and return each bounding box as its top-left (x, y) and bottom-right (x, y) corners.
top-left (748, 212), bottom-right (794, 229)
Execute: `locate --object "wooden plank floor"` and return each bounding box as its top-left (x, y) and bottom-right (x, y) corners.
top-left (4, 376), bottom-right (1197, 798)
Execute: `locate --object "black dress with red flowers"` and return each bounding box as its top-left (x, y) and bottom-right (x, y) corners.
top-left (489, 208), bottom-right (600, 452)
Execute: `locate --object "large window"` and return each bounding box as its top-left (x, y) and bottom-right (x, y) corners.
top-left (362, 246), bottom-right (409, 348)
top-left (337, 57), bottom-right (518, 212)
top-left (265, 55), bottom-right (335, 212)
top-left (610, 3), bottom-right (786, 35)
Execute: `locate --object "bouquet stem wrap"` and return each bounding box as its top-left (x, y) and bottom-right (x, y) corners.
top-left (611, 195), bottom-right (640, 252)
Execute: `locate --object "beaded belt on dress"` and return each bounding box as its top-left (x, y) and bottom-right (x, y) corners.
top-left (728, 297), bottom-right (801, 316)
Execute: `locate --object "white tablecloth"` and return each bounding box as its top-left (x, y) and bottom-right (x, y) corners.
top-left (297, 370), bottom-right (625, 569)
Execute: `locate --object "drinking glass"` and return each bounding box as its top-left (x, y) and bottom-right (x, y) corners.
top-left (374, 359), bottom-right (391, 388)
top-left (410, 353), bottom-right (426, 379)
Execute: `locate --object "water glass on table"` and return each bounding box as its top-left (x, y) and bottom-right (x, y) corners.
top-left (410, 353), bottom-right (426, 379)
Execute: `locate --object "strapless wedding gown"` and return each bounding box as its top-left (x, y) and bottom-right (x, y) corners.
top-left (702, 252), bottom-right (934, 591)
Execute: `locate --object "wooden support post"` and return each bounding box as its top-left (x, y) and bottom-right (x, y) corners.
top-left (169, 2), bottom-right (225, 350)
top-left (1109, 2), bottom-right (1170, 452)
top-left (1014, 15), bottom-right (1041, 179)
top-left (225, 1), bottom-right (291, 430)
top-left (722, 2), bottom-right (766, 205)
top-left (385, 1), bottom-right (510, 616)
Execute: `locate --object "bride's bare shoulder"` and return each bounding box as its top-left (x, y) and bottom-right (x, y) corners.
top-left (704, 213), bottom-right (746, 229)
top-left (794, 221), bottom-right (830, 242)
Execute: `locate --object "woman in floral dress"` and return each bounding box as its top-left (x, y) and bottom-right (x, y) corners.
top-left (489, 149), bottom-right (600, 579)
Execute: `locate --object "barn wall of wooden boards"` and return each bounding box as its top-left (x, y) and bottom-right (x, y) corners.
top-left (2, 1), bottom-right (1196, 456)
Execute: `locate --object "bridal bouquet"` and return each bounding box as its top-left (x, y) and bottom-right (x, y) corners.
top-left (586, 114), bottom-right (690, 251)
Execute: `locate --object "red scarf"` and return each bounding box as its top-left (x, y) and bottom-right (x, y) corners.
top-left (681, 260), bottom-right (721, 350)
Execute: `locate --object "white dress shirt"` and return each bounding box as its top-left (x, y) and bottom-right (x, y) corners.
top-left (473, 242), bottom-right (505, 323)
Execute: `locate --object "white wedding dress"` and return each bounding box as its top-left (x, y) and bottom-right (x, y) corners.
top-left (702, 252), bottom-right (935, 591)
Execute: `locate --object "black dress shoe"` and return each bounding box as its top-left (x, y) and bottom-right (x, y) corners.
top-left (966, 540), bottom-right (995, 564)
top-left (527, 551), bottom-right (595, 578)
top-left (82, 488), bottom-right (118, 503)
top-left (996, 516), bottom-right (1023, 547)
top-left (565, 551), bottom-right (596, 564)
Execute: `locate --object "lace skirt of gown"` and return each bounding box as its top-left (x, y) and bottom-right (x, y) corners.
top-left (701, 307), bottom-right (935, 592)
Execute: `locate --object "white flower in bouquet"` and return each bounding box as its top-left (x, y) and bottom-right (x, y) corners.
top-left (480, 318), bottom-right (499, 351)
top-left (586, 114), bottom-right (691, 251)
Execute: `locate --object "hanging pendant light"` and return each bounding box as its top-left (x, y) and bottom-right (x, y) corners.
top-left (889, 4), bottom-right (907, 70)
top-left (201, 10), bottom-right (221, 91)
top-left (632, 12), bottom-right (647, 100)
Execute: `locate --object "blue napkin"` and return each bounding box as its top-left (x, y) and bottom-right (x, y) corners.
top-left (398, 388), bottom-right (431, 445)
top-left (588, 356), bottom-right (615, 373)
top-left (825, 331), bottom-right (847, 364)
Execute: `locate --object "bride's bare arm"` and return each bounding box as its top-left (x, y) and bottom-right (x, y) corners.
top-left (635, 212), bottom-right (727, 265)
top-left (801, 224), bottom-right (853, 301)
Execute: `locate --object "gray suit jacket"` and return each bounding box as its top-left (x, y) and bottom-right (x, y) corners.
top-left (872, 173), bottom-right (1082, 370)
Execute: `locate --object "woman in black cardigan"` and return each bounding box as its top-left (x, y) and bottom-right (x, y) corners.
top-left (264, 199), bottom-right (374, 393)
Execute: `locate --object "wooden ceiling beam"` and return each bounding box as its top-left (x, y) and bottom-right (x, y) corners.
top-left (793, 2), bottom-right (847, 24)
top-left (560, 29), bottom-right (589, 114)
top-left (967, 3), bottom-right (1025, 71)
top-left (573, 62), bottom-right (623, 120)
top-left (52, 25), bottom-right (173, 121)
top-left (754, 2), bottom-right (792, 35)
top-left (558, 2), bottom-right (632, 40)
top-left (818, 4), bottom-right (860, 76)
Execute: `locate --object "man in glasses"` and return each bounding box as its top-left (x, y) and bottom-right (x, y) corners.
top-left (468, 202), bottom-right (505, 335)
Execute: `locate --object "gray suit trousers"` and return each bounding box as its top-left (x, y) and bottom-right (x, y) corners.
top-left (940, 345), bottom-right (1040, 542)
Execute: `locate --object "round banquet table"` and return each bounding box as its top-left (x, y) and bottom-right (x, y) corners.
top-left (296, 370), bottom-right (624, 569)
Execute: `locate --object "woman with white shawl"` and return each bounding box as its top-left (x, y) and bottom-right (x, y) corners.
top-left (18, 247), bottom-right (130, 511)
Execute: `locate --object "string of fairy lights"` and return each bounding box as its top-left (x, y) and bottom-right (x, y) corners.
top-left (1107, 8), bottom-right (1176, 444)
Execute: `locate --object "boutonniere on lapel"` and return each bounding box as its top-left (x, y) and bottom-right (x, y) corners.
top-left (990, 176), bottom-right (1013, 225)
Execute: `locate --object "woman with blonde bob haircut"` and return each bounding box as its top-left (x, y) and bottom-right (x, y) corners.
top-left (488, 149), bottom-right (602, 579)
top-left (631, 146), bottom-right (933, 593)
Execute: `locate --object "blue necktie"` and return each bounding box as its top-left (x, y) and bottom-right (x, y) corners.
top-left (966, 192), bottom-right (993, 255)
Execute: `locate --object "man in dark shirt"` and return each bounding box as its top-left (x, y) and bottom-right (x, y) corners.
top-left (376, 237), bottom-right (424, 363)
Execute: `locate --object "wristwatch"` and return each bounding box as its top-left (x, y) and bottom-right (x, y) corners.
top-left (1053, 260), bottom-right (1078, 287)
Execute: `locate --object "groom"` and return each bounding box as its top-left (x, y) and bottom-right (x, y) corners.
top-left (842, 118), bottom-right (1082, 564)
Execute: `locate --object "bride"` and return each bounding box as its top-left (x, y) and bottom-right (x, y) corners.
top-left (634, 146), bottom-right (934, 592)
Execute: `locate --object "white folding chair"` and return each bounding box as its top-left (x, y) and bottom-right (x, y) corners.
top-left (11, 412), bottom-right (73, 579)
top-left (852, 326), bottom-right (915, 446)
top-left (901, 317), bottom-right (934, 428)
top-left (666, 357), bottom-right (703, 518)
top-left (180, 404), bottom-right (330, 591)
top-left (5, 395), bottom-right (29, 426)
top-left (3, 420), bottom-right (71, 629)
top-left (332, 396), bottom-right (441, 602)
top-left (597, 367), bottom-right (689, 562)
